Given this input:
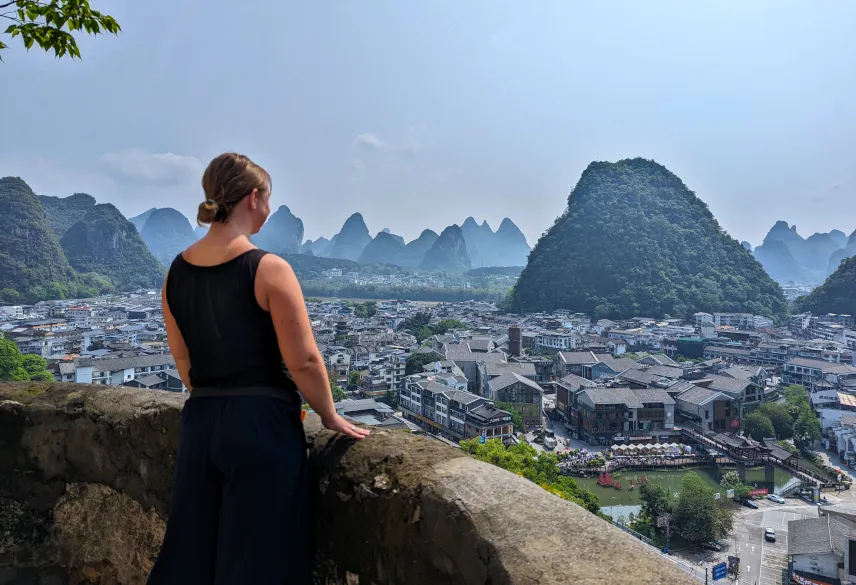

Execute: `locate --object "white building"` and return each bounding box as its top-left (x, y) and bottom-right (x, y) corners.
top-left (536, 331), bottom-right (578, 350)
top-left (693, 312), bottom-right (714, 329)
top-left (0, 305), bottom-right (23, 319)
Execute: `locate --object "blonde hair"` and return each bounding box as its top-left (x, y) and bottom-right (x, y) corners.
top-left (197, 153), bottom-right (271, 226)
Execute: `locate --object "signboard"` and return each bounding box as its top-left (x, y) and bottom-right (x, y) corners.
top-left (714, 492), bottom-right (721, 500)
top-left (792, 573), bottom-right (834, 585)
top-left (731, 419), bottom-right (740, 428)
top-left (613, 435), bottom-right (624, 441)
top-left (712, 562), bottom-right (727, 581)
top-left (726, 488), bottom-right (735, 498)
top-left (749, 488), bottom-right (768, 497)
top-left (479, 435), bottom-right (486, 444)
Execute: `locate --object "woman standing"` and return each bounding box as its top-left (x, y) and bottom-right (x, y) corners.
top-left (147, 152), bottom-right (369, 585)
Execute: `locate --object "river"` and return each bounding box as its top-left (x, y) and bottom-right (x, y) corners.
top-left (574, 465), bottom-right (800, 522)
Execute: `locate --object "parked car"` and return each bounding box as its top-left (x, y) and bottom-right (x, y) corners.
top-left (767, 494), bottom-right (786, 504)
top-left (764, 528), bottom-right (776, 542)
top-left (737, 498), bottom-right (759, 509)
top-left (700, 541), bottom-right (723, 552)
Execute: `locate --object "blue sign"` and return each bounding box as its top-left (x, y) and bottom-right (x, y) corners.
top-left (712, 562), bottom-right (727, 581)
top-left (479, 435), bottom-right (486, 444)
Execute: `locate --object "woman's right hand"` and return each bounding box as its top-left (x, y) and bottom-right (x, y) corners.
top-left (322, 413), bottom-right (371, 439)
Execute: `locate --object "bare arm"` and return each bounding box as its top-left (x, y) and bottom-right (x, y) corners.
top-left (161, 280), bottom-right (192, 392)
top-left (258, 254), bottom-right (368, 439)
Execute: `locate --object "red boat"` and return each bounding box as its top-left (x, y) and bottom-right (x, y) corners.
top-left (597, 472), bottom-right (615, 487)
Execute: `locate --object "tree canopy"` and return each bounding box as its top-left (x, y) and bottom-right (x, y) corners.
top-left (1, 0), bottom-right (120, 60)
top-left (743, 410), bottom-right (776, 441)
top-left (672, 472), bottom-right (733, 543)
top-left (509, 158), bottom-right (786, 319)
top-left (460, 438), bottom-right (599, 514)
top-left (0, 338), bottom-right (52, 382)
top-left (793, 255), bottom-right (856, 316)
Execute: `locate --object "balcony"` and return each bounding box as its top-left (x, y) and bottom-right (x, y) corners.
top-left (0, 382), bottom-right (688, 585)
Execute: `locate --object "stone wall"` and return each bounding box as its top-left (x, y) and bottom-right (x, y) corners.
top-left (0, 383), bottom-right (689, 585)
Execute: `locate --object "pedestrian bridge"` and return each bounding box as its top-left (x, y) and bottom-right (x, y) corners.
top-left (678, 425), bottom-right (835, 488)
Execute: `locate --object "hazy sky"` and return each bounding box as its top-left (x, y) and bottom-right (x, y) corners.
top-left (2, 1), bottom-right (855, 247)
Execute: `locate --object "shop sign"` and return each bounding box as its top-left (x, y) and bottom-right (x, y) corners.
top-left (749, 488), bottom-right (768, 497)
top-left (792, 573), bottom-right (833, 585)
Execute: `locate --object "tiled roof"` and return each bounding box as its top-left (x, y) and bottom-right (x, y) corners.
top-left (488, 372), bottom-right (543, 394)
top-left (674, 386), bottom-right (723, 407)
top-left (580, 387), bottom-right (643, 409)
top-left (788, 517), bottom-right (833, 556)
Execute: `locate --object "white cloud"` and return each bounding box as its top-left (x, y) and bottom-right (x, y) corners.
top-left (349, 158), bottom-right (365, 171)
top-left (356, 133), bottom-right (389, 149)
top-left (100, 149), bottom-right (203, 184)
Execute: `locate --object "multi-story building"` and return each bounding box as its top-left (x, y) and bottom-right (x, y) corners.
top-left (66, 306), bottom-right (94, 320)
top-left (0, 305), bottom-right (24, 319)
top-left (399, 374), bottom-right (514, 441)
top-left (323, 346), bottom-right (351, 384)
top-left (485, 372), bottom-right (544, 429)
top-left (73, 355), bottom-right (177, 385)
top-left (576, 387), bottom-right (675, 445)
top-left (693, 312), bottom-right (714, 329)
top-left (535, 331), bottom-right (578, 351)
top-left (782, 357), bottom-right (856, 392)
top-left (553, 351), bottom-right (599, 379)
top-left (713, 313), bottom-right (754, 329)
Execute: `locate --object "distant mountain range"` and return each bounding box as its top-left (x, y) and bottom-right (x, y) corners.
top-left (126, 206), bottom-right (530, 273)
top-left (300, 213), bottom-right (530, 272)
top-left (752, 221), bottom-right (856, 284)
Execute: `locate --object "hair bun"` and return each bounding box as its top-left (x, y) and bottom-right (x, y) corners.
top-left (197, 199), bottom-right (219, 226)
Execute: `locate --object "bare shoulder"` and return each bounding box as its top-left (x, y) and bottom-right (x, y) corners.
top-left (257, 253), bottom-right (297, 287)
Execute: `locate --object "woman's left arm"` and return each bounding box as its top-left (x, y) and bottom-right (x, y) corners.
top-left (161, 281), bottom-right (192, 392)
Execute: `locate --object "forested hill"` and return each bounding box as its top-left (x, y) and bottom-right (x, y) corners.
top-left (508, 158), bottom-right (787, 319)
top-left (793, 256), bottom-right (856, 316)
top-left (60, 204), bottom-right (165, 291)
top-left (0, 177), bottom-right (77, 302)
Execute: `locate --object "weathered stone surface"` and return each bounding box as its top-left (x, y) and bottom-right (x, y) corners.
top-left (0, 383), bottom-right (689, 585)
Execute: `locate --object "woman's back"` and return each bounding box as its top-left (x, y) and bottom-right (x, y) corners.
top-left (166, 248), bottom-right (295, 392)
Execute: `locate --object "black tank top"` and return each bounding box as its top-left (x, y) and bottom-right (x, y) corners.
top-left (166, 249), bottom-right (298, 398)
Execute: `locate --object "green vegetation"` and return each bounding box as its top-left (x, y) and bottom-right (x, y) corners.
top-left (0, 177), bottom-right (77, 303)
top-left (741, 388), bottom-right (819, 446)
top-left (743, 411), bottom-right (775, 441)
top-left (783, 384), bottom-right (821, 448)
top-left (720, 470), bottom-right (751, 500)
top-left (38, 193), bottom-right (95, 238)
top-left (329, 374), bottom-right (346, 402)
top-left (60, 204), bottom-right (165, 291)
top-left (398, 312), bottom-right (468, 343)
top-left (460, 438), bottom-right (599, 514)
top-left (508, 158), bottom-right (787, 319)
top-left (495, 401), bottom-right (524, 432)
top-left (757, 402), bottom-right (794, 440)
top-left (793, 255), bottom-right (856, 316)
top-left (636, 472), bottom-right (733, 545)
top-left (0, 178), bottom-right (164, 303)
top-left (405, 350), bottom-right (443, 375)
top-left (350, 301), bottom-right (377, 318)
top-left (348, 371), bottom-right (362, 388)
top-left (0, 338), bottom-right (53, 382)
top-left (0, 0), bottom-right (120, 59)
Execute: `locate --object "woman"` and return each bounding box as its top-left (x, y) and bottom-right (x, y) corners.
top-left (147, 152), bottom-right (369, 585)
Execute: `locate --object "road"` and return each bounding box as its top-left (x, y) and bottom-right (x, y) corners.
top-left (728, 500), bottom-right (817, 585)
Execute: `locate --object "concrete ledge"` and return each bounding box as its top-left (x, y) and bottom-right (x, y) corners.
top-left (0, 382), bottom-right (689, 585)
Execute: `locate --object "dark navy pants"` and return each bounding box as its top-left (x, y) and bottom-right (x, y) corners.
top-left (147, 395), bottom-right (309, 585)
